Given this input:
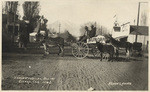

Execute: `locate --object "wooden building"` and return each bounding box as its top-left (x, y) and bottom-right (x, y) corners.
top-left (128, 25), bottom-right (148, 51)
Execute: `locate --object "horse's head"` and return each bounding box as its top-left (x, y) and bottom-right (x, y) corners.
top-left (85, 26), bottom-right (89, 31)
top-left (103, 34), bottom-right (113, 43)
top-left (35, 33), bottom-right (45, 42)
top-left (91, 25), bottom-right (94, 29)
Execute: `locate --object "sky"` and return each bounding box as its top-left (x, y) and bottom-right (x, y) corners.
top-left (12, 0), bottom-right (149, 36)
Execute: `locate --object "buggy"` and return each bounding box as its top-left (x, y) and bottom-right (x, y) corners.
top-left (72, 35), bottom-right (106, 59)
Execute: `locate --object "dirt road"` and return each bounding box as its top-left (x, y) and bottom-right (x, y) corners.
top-left (2, 52), bottom-right (148, 90)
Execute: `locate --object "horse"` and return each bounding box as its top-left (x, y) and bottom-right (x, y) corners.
top-left (95, 39), bottom-right (115, 61)
top-left (35, 33), bottom-right (64, 57)
top-left (78, 35), bottom-right (87, 42)
top-left (104, 34), bottom-right (133, 58)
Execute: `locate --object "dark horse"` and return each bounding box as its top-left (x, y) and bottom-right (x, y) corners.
top-left (105, 34), bottom-right (133, 58)
top-left (35, 33), bottom-right (64, 56)
top-left (96, 40), bottom-right (115, 61)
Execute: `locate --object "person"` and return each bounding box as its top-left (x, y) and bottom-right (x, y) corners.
top-left (90, 25), bottom-right (96, 38)
top-left (85, 26), bottom-right (90, 39)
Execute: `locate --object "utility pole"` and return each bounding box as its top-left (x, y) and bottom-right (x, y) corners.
top-left (135, 2), bottom-right (148, 42)
top-left (101, 26), bottom-right (102, 35)
top-left (59, 23), bottom-right (61, 34)
top-left (135, 2), bottom-right (140, 42)
top-left (95, 22), bottom-right (97, 35)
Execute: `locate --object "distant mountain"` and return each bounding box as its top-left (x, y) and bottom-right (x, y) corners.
top-left (59, 31), bottom-right (76, 42)
top-left (47, 20), bottom-right (80, 37)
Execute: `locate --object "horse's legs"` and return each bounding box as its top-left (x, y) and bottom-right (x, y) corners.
top-left (58, 46), bottom-right (61, 55)
top-left (115, 49), bottom-right (119, 60)
top-left (62, 46), bottom-right (64, 56)
top-left (59, 46), bottom-right (64, 57)
top-left (111, 53), bottom-right (114, 61)
top-left (43, 43), bottom-right (49, 55)
top-left (19, 42), bottom-right (21, 48)
top-left (100, 53), bottom-right (103, 61)
top-left (126, 50), bottom-right (130, 59)
top-left (125, 47), bottom-right (128, 53)
top-left (108, 53), bottom-right (111, 61)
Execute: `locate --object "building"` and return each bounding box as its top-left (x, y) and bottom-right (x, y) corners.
top-left (112, 24), bottom-right (149, 52)
top-left (128, 25), bottom-right (148, 51)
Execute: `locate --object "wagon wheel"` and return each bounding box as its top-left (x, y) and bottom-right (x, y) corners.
top-left (72, 42), bottom-right (89, 59)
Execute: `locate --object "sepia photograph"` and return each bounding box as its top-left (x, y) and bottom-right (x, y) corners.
top-left (1, 0), bottom-right (149, 91)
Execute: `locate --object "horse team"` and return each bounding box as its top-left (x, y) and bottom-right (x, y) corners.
top-left (96, 34), bottom-right (133, 61)
top-left (35, 31), bottom-right (135, 61)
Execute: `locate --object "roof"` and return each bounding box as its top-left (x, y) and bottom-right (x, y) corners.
top-left (130, 25), bottom-right (149, 36)
top-left (115, 35), bottom-right (128, 39)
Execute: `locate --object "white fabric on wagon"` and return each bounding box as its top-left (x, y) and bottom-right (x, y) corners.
top-left (87, 35), bottom-right (106, 44)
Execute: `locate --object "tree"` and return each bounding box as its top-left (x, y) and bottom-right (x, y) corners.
top-left (2, 1), bottom-right (19, 44)
top-left (2, 1), bottom-right (19, 51)
top-left (3, 1), bottom-right (19, 24)
top-left (3, 1), bottom-right (18, 14)
top-left (21, 1), bottom-right (40, 46)
top-left (22, 1), bottom-right (40, 33)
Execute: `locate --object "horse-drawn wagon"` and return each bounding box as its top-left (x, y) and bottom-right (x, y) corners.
top-left (35, 17), bottom-right (141, 60)
top-left (35, 18), bottom-right (112, 60)
top-left (72, 35), bottom-right (106, 59)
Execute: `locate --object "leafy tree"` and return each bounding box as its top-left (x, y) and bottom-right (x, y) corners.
top-left (22, 1), bottom-right (40, 33)
top-left (2, 1), bottom-right (19, 44)
top-left (3, 1), bottom-right (18, 14)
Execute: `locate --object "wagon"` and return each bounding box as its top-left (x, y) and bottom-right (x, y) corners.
top-left (131, 42), bottom-right (143, 56)
top-left (72, 35), bottom-right (106, 59)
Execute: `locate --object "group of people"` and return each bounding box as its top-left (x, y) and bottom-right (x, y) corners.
top-left (85, 25), bottom-right (96, 38)
top-left (79, 25), bottom-right (96, 42)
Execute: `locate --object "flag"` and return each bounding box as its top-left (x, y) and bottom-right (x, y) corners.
top-left (113, 15), bottom-right (116, 18)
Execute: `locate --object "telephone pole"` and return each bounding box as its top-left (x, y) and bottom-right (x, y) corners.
top-left (135, 2), bottom-right (140, 42)
top-left (59, 23), bottom-right (61, 34)
top-left (135, 2), bottom-right (148, 42)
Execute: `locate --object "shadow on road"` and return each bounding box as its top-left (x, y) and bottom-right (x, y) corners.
top-left (87, 56), bottom-right (143, 62)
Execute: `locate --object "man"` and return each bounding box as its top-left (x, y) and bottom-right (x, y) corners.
top-left (90, 25), bottom-right (96, 38)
